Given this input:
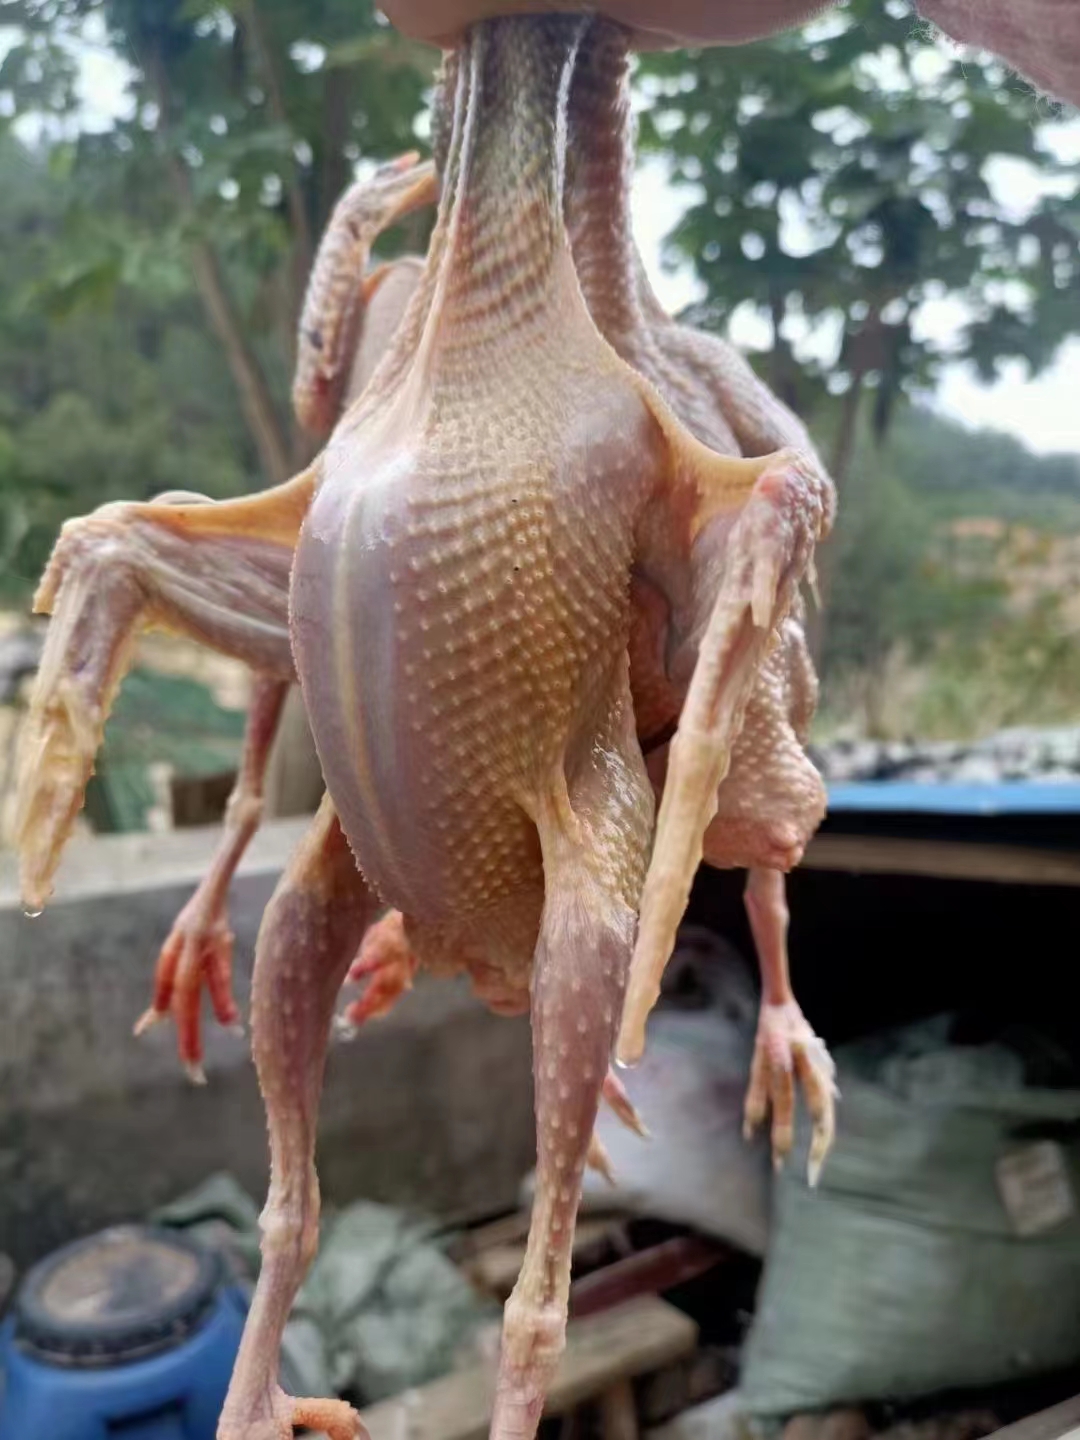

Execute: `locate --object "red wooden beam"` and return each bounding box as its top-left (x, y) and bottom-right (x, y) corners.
top-left (570, 1235), bottom-right (729, 1320)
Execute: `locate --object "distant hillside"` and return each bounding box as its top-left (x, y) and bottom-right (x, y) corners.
top-left (851, 405), bottom-right (1080, 529)
top-left (817, 404), bottom-right (1080, 740)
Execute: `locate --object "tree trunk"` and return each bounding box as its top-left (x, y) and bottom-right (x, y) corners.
top-left (318, 67), bottom-right (354, 235)
top-left (237, 0), bottom-right (314, 329)
top-left (809, 358), bottom-right (866, 665)
top-left (767, 288), bottom-right (801, 416)
top-left (830, 367), bottom-right (865, 491)
top-left (145, 46), bottom-right (293, 489)
top-left (186, 239), bottom-right (294, 486)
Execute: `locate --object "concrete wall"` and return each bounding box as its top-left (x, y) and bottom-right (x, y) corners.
top-left (0, 822), bottom-right (535, 1266)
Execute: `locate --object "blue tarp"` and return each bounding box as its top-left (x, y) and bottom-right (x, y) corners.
top-left (827, 781), bottom-right (1080, 816)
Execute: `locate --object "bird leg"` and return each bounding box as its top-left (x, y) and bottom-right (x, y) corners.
top-left (135, 676), bottom-right (290, 1078)
top-left (493, 848), bottom-right (641, 1437)
top-left (742, 865), bottom-right (835, 1184)
top-left (339, 909), bottom-right (646, 1171)
top-left (564, 25), bottom-right (836, 1158)
top-left (688, 622), bottom-right (834, 1179)
top-left (293, 154), bottom-right (437, 436)
top-left (473, 639), bottom-right (653, 1438)
top-left (217, 795), bottom-right (375, 1440)
top-left (601, 1067), bottom-right (648, 1138)
top-left (16, 473), bottom-right (311, 915)
top-left (618, 444), bottom-right (831, 1067)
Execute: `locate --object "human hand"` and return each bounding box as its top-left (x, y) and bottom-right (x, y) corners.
top-left (378, 0), bottom-right (833, 50)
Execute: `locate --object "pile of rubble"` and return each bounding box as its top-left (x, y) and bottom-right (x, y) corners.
top-left (812, 726), bottom-right (1080, 786)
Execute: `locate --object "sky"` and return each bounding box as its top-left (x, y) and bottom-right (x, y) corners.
top-left (5, 17), bottom-right (1079, 458)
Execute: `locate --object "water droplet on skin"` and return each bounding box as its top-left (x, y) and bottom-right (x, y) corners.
top-left (24, 907), bottom-right (43, 920)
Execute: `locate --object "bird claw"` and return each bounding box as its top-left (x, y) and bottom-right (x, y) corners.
top-left (135, 901), bottom-right (241, 1076)
top-left (340, 909), bottom-right (417, 1029)
top-left (289, 1397), bottom-right (368, 1440)
top-left (587, 1132), bottom-right (617, 1186)
top-left (743, 1000), bottom-right (836, 1185)
top-left (132, 1005), bottom-right (166, 1037)
top-left (602, 1068), bottom-right (649, 1138)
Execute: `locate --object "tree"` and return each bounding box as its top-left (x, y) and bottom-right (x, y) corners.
top-left (1, 0), bottom-right (434, 490)
top-left (0, 131), bottom-right (259, 602)
top-left (635, 1), bottom-right (1080, 489)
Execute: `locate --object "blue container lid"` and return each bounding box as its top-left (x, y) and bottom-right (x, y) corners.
top-left (14, 1225), bottom-right (221, 1368)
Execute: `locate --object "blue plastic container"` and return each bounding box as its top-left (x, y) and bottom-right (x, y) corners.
top-left (0, 1225), bottom-right (245, 1440)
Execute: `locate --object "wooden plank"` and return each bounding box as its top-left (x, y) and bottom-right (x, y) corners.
top-left (803, 834), bottom-right (1080, 888)
top-left (599, 1378), bottom-right (639, 1440)
top-left (362, 1298), bottom-right (698, 1440)
top-left (465, 1218), bottom-right (625, 1299)
top-left (452, 1210), bottom-right (532, 1261)
top-left (989, 1396), bottom-right (1080, 1440)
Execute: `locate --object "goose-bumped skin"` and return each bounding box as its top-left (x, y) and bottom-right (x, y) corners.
top-left (286, 17), bottom-right (827, 1439)
top-left (289, 28), bottom-right (662, 1434)
top-left (136, 159), bottom-right (437, 1069)
top-left (292, 21), bottom-right (659, 952)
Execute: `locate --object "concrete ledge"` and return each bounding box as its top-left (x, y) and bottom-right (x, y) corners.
top-left (1, 822), bottom-right (535, 1264)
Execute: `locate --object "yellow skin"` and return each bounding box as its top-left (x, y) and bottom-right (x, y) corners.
top-left (27, 31), bottom-right (834, 1169)
top-left (17, 18), bottom-right (833, 1440)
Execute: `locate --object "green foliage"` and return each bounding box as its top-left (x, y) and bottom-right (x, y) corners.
top-left (1, 0), bottom-right (434, 496)
top-left (0, 133), bottom-right (253, 601)
top-left (915, 596), bottom-right (1080, 737)
top-left (0, 0), bottom-right (437, 601)
top-left (634, 3), bottom-right (1080, 729)
top-left (80, 667), bottom-right (249, 831)
top-left (881, 406), bottom-right (1080, 524)
top-left (820, 424), bottom-right (1006, 684)
top-left (635, 2), bottom-right (1080, 459)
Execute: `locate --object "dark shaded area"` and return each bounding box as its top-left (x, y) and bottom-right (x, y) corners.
top-left (688, 820), bottom-right (1079, 1055)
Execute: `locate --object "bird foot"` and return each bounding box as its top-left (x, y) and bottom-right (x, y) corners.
top-left (15, 510), bottom-right (147, 914)
top-left (134, 895), bottom-right (241, 1075)
top-left (743, 999), bottom-right (836, 1185)
top-left (219, 1388), bottom-right (367, 1440)
top-left (340, 909), bottom-right (418, 1029)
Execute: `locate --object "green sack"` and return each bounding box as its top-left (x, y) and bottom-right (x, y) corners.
top-left (741, 1017), bottom-right (1080, 1417)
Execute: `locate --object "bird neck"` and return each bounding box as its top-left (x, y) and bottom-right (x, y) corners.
top-left (565, 22), bottom-right (650, 340)
top-left (431, 16), bottom-right (586, 345)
